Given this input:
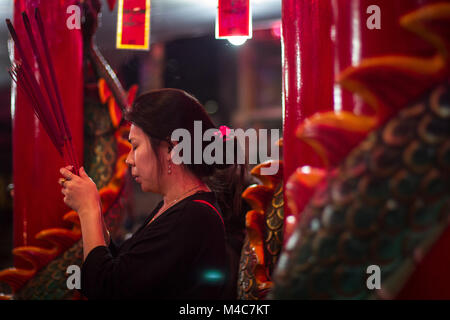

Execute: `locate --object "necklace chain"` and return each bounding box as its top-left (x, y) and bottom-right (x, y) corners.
top-left (148, 185), bottom-right (205, 225)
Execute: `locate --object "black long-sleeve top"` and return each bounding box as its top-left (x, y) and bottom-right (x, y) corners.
top-left (80, 191), bottom-right (229, 299)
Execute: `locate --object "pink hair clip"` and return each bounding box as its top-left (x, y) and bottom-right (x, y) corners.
top-left (214, 125), bottom-right (233, 141)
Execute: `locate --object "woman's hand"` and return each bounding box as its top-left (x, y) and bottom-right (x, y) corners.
top-left (60, 166), bottom-right (106, 260)
top-left (59, 166), bottom-right (100, 217)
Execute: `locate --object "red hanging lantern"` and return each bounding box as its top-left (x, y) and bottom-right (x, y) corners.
top-left (116, 0), bottom-right (151, 50)
top-left (107, 0), bottom-right (118, 11)
top-left (216, 0), bottom-right (252, 40)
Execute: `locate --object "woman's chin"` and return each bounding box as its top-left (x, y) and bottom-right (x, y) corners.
top-left (140, 183), bottom-right (156, 193)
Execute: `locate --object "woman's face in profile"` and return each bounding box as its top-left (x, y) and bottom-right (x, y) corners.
top-left (126, 124), bottom-right (161, 193)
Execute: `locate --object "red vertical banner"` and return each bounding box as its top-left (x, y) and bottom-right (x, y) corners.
top-left (116, 0), bottom-right (151, 50)
top-left (216, 0), bottom-right (252, 39)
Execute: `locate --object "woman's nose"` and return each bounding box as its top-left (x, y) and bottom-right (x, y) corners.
top-left (125, 151), bottom-right (134, 167)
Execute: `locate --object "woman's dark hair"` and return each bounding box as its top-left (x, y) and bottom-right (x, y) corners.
top-left (125, 88), bottom-right (248, 230)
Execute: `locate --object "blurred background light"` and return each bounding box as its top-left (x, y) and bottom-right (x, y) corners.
top-left (227, 36), bottom-right (248, 46)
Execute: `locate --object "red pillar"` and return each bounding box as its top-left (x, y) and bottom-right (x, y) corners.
top-left (12, 0), bottom-right (83, 267)
top-left (281, 0), bottom-right (335, 224)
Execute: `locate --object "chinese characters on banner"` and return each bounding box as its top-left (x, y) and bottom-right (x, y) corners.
top-left (216, 0), bottom-right (252, 39)
top-left (116, 0), bottom-right (151, 50)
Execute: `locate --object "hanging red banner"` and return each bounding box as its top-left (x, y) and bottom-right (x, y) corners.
top-left (216, 0), bottom-right (252, 39)
top-left (116, 0), bottom-right (151, 50)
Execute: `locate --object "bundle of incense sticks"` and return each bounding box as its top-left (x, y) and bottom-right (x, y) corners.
top-left (7, 8), bottom-right (79, 175)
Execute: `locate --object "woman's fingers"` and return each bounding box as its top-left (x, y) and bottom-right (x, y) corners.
top-left (58, 165), bottom-right (100, 213)
top-left (58, 178), bottom-right (67, 187)
top-left (60, 167), bottom-right (78, 181)
top-left (79, 166), bottom-right (87, 177)
top-left (60, 177), bottom-right (72, 207)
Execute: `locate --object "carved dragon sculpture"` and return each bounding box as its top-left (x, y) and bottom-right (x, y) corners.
top-left (238, 2), bottom-right (449, 300)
